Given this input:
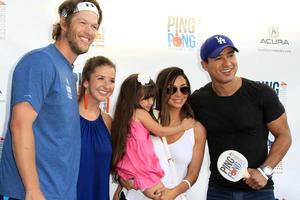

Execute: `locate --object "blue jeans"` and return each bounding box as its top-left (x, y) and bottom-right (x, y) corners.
top-left (207, 186), bottom-right (275, 200)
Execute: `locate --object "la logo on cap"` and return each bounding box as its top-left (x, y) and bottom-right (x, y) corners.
top-left (200, 34), bottom-right (239, 61)
top-left (215, 36), bottom-right (227, 45)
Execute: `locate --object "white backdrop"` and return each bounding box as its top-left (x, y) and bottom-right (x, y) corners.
top-left (1, 0), bottom-right (300, 199)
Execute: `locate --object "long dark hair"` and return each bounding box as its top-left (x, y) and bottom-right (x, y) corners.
top-left (78, 56), bottom-right (116, 101)
top-left (111, 74), bottom-right (157, 173)
top-left (155, 67), bottom-right (194, 126)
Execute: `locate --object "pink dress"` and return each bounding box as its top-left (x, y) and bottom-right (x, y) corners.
top-left (116, 120), bottom-right (164, 189)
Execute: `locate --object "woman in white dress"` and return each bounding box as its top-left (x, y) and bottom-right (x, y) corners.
top-left (114, 67), bottom-right (206, 200)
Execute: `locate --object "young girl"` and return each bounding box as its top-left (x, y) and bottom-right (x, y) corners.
top-left (111, 73), bottom-right (194, 199)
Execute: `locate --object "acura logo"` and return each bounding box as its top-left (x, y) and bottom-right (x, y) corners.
top-left (269, 27), bottom-right (279, 38)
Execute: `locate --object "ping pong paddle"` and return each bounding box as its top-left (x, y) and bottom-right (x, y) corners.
top-left (217, 150), bottom-right (250, 182)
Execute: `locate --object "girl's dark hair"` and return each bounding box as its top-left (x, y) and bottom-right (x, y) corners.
top-left (78, 56), bottom-right (115, 101)
top-left (155, 66), bottom-right (194, 126)
top-left (111, 74), bottom-right (157, 173)
top-left (52, 0), bottom-right (102, 40)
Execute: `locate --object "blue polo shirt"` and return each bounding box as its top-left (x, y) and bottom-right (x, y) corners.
top-left (0, 44), bottom-right (81, 200)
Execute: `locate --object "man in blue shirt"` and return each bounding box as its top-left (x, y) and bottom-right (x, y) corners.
top-left (0, 1), bottom-right (102, 199)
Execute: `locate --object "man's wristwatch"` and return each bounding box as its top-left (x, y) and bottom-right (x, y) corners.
top-left (258, 165), bottom-right (273, 179)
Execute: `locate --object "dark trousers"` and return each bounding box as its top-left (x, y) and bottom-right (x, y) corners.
top-left (207, 186), bottom-right (275, 200)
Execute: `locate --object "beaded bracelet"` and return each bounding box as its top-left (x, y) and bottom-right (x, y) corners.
top-left (182, 179), bottom-right (191, 189)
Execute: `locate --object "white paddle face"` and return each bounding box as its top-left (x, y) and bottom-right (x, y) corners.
top-left (217, 150), bottom-right (249, 182)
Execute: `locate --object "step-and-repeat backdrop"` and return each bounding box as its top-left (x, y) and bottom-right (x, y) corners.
top-left (1, 0), bottom-right (299, 199)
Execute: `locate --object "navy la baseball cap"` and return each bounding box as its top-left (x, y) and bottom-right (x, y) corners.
top-left (200, 34), bottom-right (239, 61)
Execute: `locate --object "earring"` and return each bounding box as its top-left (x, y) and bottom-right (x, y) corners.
top-left (84, 89), bottom-right (88, 110)
top-left (106, 97), bottom-right (110, 113)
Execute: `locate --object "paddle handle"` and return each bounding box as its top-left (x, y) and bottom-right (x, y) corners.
top-left (244, 169), bottom-right (250, 179)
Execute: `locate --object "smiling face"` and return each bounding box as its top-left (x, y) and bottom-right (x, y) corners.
top-left (84, 65), bottom-right (116, 103)
top-left (139, 97), bottom-right (154, 112)
top-left (66, 10), bottom-right (99, 55)
top-left (167, 75), bottom-right (190, 110)
top-left (202, 47), bottom-right (238, 85)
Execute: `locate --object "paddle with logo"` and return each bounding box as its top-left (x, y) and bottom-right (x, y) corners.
top-left (217, 150), bottom-right (250, 182)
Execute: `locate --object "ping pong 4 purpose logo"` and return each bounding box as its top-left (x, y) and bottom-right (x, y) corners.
top-left (219, 152), bottom-right (243, 179)
top-left (260, 80), bottom-right (287, 174)
top-left (218, 150), bottom-right (250, 182)
top-left (167, 16), bottom-right (198, 49)
top-left (260, 80), bottom-right (287, 96)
